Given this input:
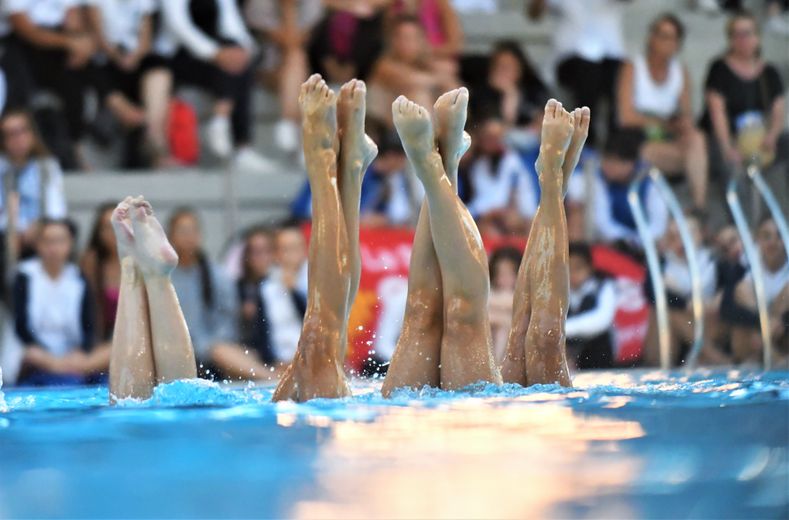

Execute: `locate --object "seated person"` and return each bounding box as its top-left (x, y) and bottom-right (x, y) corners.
top-left (166, 208), bottom-right (245, 380)
top-left (565, 242), bottom-right (617, 369)
top-left (245, 0), bottom-right (324, 153)
top-left (367, 15), bottom-right (458, 125)
top-left (5, 0), bottom-right (95, 167)
top-left (488, 246), bottom-right (521, 364)
top-left (153, 0), bottom-right (272, 169)
top-left (617, 13), bottom-right (708, 214)
top-left (262, 224), bottom-right (308, 365)
top-left (14, 218), bottom-right (105, 386)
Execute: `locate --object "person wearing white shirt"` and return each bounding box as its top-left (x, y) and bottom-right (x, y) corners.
top-left (528, 0), bottom-right (626, 144)
top-left (4, 0), bottom-right (96, 163)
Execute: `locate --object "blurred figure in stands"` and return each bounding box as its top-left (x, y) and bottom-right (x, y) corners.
top-left (246, 0), bottom-right (323, 153)
top-left (5, 0), bottom-right (96, 168)
top-left (367, 15), bottom-right (458, 125)
top-left (152, 0), bottom-right (275, 171)
top-left (565, 242), bottom-right (616, 369)
top-left (701, 10), bottom-right (786, 171)
top-left (14, 219), bottom-right (107, 385)
top-left (617, 13), bottom-right (709, 214)
top-left (488, 246), bottom-right (521, 363)
top-left (0, 110), bottom-right (67, 273)
top-left (528, 0), bottom-right (626, 145)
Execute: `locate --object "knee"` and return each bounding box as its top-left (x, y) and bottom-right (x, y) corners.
top-left (405, 289), bottom-right (443, 330)
top-left (445, 295), bottom-right (480, 330)
top-left (530, 315), bottom-right (565, 350)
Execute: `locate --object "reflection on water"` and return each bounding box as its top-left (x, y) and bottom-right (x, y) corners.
top-left (0, 370), bottom-right (787, 519)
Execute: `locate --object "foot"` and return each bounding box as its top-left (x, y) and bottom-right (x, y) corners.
top-left (128, 198), bottom-right (179, 278)
top-left (272, 347), bottom-right (352, 403)
top-left (111, 196), bottom-right (137, 259)
top-left (392, 96), bottom-right (443, 186)
top-left (338, 78), bottom-right (378, 177)
top-left (206, 115), bottom-right (233, 159)
top-left (433, 87), bottom-right (471, 186)
top-left (299, 74), bottom-right (339, 168)
top-left (535, 99), bottom-right (574, 190)
top-left (562, 106), bottom-right (590, 195)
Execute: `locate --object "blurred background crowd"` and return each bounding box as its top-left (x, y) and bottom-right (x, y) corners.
top-left (0, 0), bottom-right (786, 387)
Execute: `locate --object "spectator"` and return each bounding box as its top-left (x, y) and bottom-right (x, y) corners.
top-left (307, 0), bottom-right (388, 85)
top-left (80, 203), bottom-right (121, 345)
top-left (0, 110), bottom-right (67, 263)
top-left (260, 224), bottom-right (308, 364)
top-left (528, 0), bottom-right (626, 145)
top-left (469, 41), bottom-right (550, 143)
top-left (4, 0), bottom-right (95, 167)
top-left (153, 0), bottom-right (274, 170)
top-left (565, 242), bottom-right (616, 369)
top-left (617, 13), bottom-right (709, 214)
top-left (488, 246), bottom-right (521, 363)
top-left (13, 218), bottom-right (106, 386)
top-left (246, 0), bottom-right (323, 153)
top-left (725, 216), bottom-right (788, 365)
top-left (166, 208), bottom-right (243, 379)
top-left (701, 10), bottom-right (786, 170)
top-left (573, 131), bottom-right (668, 248)
top-left (367, 15), bottom-right (458, 125)
top-left (85, 0), bottom-right (157, 168)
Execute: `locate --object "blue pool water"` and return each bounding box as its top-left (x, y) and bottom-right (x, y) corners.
top-left (1, 370), bottom-right (788, 519)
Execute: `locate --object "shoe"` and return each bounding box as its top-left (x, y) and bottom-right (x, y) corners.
top-left (234, 147), bottom-right (279, 174)
top-left (206, 116), bottom-right (233, 159)
top-left (274, 119), bottom-right (300, 152)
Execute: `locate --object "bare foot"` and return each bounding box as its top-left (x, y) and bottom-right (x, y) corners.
top-left (536, 99), bottom-right (574, 190)
top-left (392, 96), bottom-right (444, 186)
top-left (562, 106), bottom-right (591, 195)
top-left (338, 78), bottom-right (378, 177)
top-left (433, 87), bottom-right (471, 186)
top-left (128, 198), bottom-right (179, 278)
top-left (272, 340), bottom-right (352, 402)
top-left (111, 196), bottom-right (137, 259)
top-left (299, 73), bottom-right (339, 172)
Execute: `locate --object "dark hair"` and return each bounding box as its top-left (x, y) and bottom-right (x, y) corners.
top-left (650, 13), bottom-right (685, 43)
top-left (490, 40), bottom-right (546, 92)
top-left (489, 246), bottom-right (522, 281)
top-left (39, 217), bottom-right (77, 240)
top-left (241, 225), bottom-right (273, 284)
top-left (168, 207), bottom-right (214, 308)
top-left (603, 130), bottom-right (642, 162)
top-left (0, 109), bottom-right (52, 159)
top-left (85, 202), bottom-right (118, 338)
top-left (726, 10), bottom-right (761, 57)
top-left (569, 241), bottom-right (594, 267)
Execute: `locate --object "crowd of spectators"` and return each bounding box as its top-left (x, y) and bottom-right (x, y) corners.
top-left (0, 0), bottom-right (787, 386)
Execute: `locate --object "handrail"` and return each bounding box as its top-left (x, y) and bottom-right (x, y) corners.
top-left (628, 167), bottom-right (705, 369)
top-left (747, 165), bottom-right (789, 263)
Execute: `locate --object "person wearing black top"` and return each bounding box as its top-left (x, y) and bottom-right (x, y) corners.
top-left (236, 227), bottom-right (276, 366)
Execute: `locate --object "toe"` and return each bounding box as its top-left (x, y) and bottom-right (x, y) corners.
top-left (545, 99), bottom-right (559, 117)
top-left (454, 87), bottom-right (469, 105)
top-left (580, 106), bottom-right (591, 129)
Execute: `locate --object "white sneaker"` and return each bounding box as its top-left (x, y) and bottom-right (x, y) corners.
top-left (234, 147), bottom-right (278, 174)
top-left (274, 119), bottom-right (300, 152)
top-left (206, 116), bottom-right (233, 159)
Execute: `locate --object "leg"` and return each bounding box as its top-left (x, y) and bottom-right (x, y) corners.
top-left (128, 198), bottom-right (198, 383)
top-left (108, 197), bottom-right (156, 402)
top-left (381, 88), bottom-right (470, 396)
top-left (141, 67), bottom-right (173, 161)
top-left (392, 96), bottom-right (500, 390)
top-left (272, 75), bottom-right (352, 402)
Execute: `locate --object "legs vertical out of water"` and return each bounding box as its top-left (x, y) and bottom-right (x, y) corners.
top-left (337, 79), bottom-right (378, 359)
top-left (392, 95), bottom-right (500, 390)
top-left (272, 75), bottom-right (352, 402)
top-left (381, 89), bottom-right (471, 396)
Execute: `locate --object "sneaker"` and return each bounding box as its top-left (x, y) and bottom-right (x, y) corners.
top-left (274, 119), bottom-right (300, 152)
top-left (234, 147), bottom-right (279, 174)
top-left (206, 115), bottom-right (233, 159)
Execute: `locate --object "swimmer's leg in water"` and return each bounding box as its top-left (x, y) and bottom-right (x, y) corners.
top-left (501, 103), bottom-right (589, 385)
top-left (392, 95), bottom-right (500, 390)
top-left (128, 198), bottom-right (197, 383)
top-left (109, 196), bottom-right (156, 401)
top-left (337, 78), bottom-right (378, 359)
top-left (273, 74), bottom-right (352, 402)
top-left (382, 88), bottom-right (471, 396)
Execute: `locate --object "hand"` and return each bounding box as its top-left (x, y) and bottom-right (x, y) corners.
top-left (59, 351), bottom-right (90, 375)
top-left (281, 269), bottom-right (297, 290)
top-left (66, 34), bottom-right (95, 69)
top-left (669, 116), bottom-right (693, 135)
top-left (117, 52), bottom-right (142, 72)
top-left (761, 133), bottom-right (778, 156)
top-left (214, 47), bottom-right (251, 75)
top-left (724, 146), bottom-right (742, 167)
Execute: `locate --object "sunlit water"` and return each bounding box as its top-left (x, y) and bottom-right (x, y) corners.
top-left (0, 370), bottom-right (787, 519)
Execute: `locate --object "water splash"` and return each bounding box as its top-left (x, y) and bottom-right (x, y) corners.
top-left (0, 366), bottom-right (6, 413)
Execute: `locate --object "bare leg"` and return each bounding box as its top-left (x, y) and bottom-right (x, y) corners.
top-left (141, 68), bottom-right (173, 160)
top-left (337, 79), bottom-right (378, 359)
top-left (381, 89), bottom-right (470, 396)
top-left (501, 103), bottom-right (589, 385)
top-left (128, 198), bottom-right (197, 383)
top-left (280, 47), bottom-right (309, 123)
top-left (108, 197), bottom-right (155, 402)
top-left (392, 96), bottom-right (500, 390)
top-left (272, 75), bottom-right (352, 402)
